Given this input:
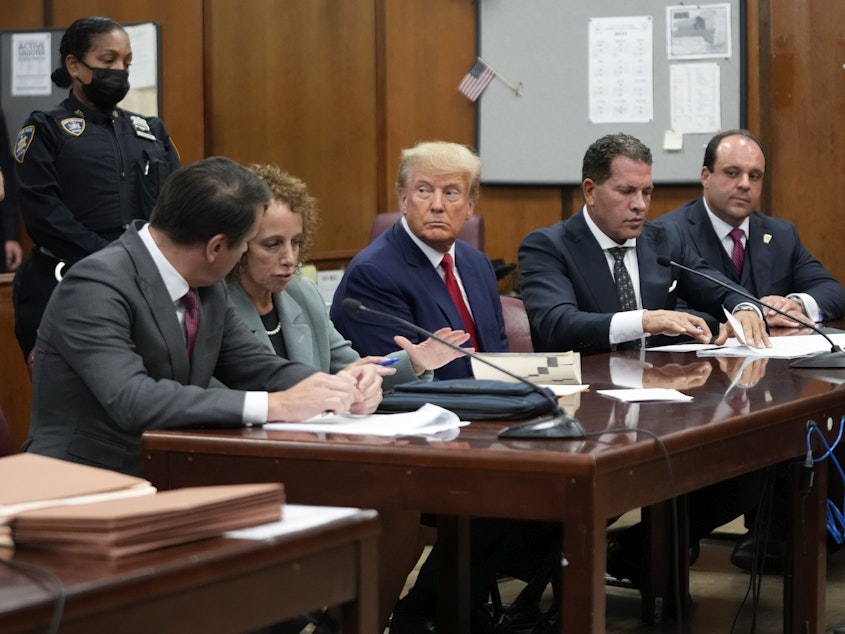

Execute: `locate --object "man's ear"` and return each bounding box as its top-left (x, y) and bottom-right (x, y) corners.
top-left (206, 234), bottom-right (227, 262)
top-left (582, 179), bottom-right (596, 206)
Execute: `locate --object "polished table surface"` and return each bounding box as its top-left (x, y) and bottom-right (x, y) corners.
top-left (0, 506), bottom-right (379, 634)
top-left (143, 349), bottom-right (845, 633)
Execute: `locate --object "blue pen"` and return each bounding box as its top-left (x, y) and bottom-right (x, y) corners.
top-left (377, 358), bottom-right (401, 366)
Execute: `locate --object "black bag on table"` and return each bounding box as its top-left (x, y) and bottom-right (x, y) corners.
top-left (376, 379), bottom-right (557, 421)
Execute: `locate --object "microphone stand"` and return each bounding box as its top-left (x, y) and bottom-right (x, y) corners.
top-left (657, 257), bottom-right (845, 369)
top-left (341, 298), bottom-right (586, 438)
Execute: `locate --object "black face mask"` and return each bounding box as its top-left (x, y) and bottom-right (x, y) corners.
top-left (80, 61), bottom-right (130, 108)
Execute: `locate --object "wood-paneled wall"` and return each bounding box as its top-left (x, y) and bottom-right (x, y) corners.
top-left (1, 0), bottom-right (839, 447)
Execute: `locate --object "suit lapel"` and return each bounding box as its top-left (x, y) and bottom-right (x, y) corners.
top-left (277, 288), bottom-right (323, 367)
top-left (228, 282), bottom-right (273, 351)
top-left (392, 223), bottom-right (463, 329)
top-left (122, 226), bottom-right (191, 382)
top-left (566, 212), bottom-right (620, 312)
top-left (746, 212), bottom-right (772, 298)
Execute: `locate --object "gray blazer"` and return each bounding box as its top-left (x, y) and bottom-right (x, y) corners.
top-left (24, 222), bottom-right (316, 475)
top-left (226, 276), bottom-right (426, 388)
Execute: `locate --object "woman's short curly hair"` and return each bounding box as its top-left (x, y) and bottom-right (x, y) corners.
top-left (246, 163), bottom-right (320, 261)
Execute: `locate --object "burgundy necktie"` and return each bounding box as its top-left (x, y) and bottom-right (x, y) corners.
top-left (729, 228), bottom-right (745, 276)
top-left (440, 253), bottom-right (479, 350)
top-left (183, 288), bottom-right (200, 359)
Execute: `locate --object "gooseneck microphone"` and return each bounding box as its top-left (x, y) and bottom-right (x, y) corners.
top-left (656, 256), bottom-right (845, 369)
top-left (341, 297), bottom-right (586, 438)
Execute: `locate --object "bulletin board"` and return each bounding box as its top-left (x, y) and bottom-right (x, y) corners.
top-left (477, 1), bottom-right (745, 184)
top-left (0, 22), bottom-right (161, 148)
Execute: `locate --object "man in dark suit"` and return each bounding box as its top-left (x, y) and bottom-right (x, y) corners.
top-left (330, 140), bottom-right (507, 379)
top-left (655, 129), bottom-right (845, 572)
top-left (331, 142), bottom-right (551, 633)
top-left (519, 132), bottom-right (769, 355)
top-left (518, 132), bottom-right (770, 589)
top-left (24, 156), bottom-right (383, 477)
top-left (655, 128), bottom-right (845, 332)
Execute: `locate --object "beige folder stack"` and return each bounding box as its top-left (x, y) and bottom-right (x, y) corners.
top-left (1, 453), bottom-right (284, 559)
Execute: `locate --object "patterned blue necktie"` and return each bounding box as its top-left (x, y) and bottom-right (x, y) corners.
top-left (609, 247), bottom-right (637, 311)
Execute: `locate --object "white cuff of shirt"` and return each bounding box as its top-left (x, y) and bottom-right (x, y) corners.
top-left (787, 292), bottom-right (821, 322)
top-left (243, 391), bottom-right (269, 425)
top-left (610, 309), bottom-right (648, 345)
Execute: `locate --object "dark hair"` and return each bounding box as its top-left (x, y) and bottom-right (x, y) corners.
top-left (51, 16), bottom-right (125, 88)
top-left (150, 157), bottom-right (272, 246)
top-left (702, 129), bottom-right (766, 172)
top-left (582, 133), bottom-right (652, 184)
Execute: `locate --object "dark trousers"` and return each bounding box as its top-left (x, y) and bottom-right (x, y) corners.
top-left (12, 250), bottom-right (62, 359)
top-left (410, 518), bottom-right (559, 606)
top-left (613, 470), bottom-right (769, 556)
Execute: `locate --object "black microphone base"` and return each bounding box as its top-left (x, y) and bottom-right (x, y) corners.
top-left (498, 409), bottom-right (586, 439)
top-left (790, 349), bottom-right (845, 369)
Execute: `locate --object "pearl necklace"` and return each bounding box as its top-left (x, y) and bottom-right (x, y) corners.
top-left (265, 322), bottom-right (281, 336)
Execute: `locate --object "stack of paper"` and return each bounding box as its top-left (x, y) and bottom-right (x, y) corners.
top-left (0, 453), bottom-right (157, 552)
top-left (11, 483), bottom-right (284, 559)
top-left (1, 454), bottom-right (284, 559)
top-left (470, 351), bottom-right (582, 384)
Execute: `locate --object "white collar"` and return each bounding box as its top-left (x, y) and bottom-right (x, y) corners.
top-left (138, 223), bottom-right (191, 302)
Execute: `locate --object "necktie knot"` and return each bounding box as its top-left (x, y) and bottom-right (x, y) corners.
top-left (441, 253), bottom-right (454, 272)
top-left (609, 246), bottom-right (627, 262)
top-left (183, 288), bottom-right (200, 358)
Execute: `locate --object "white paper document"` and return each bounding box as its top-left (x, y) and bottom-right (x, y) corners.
top-left (263, 403), bottom-right (466, 437)
top-left (597, 388), bottom-right (693, 403)
top-left (225, 505), bottom-right (373, 540)
top-left (696, 334), bottom-right (845, 359)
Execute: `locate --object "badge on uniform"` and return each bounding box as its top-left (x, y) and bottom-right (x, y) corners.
top-left (14, 126), bottom-right (35, 163)
top-left (130, 115), bottom-right (156, 141)
top-left (61, 117), bottom-right (86, 137)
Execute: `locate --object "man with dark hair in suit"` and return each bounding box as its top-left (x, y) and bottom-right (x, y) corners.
top-left (518, 132), bottom-right (770, 588)
top-left (24, 156), bottom-right (384, 477)
top-left (655, 128), bottom-right (845, 331)
top-left (655, 129), bottom-right (845, 572)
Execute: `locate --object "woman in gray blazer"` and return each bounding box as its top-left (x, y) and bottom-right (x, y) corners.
top-left (226, 164), bottom-right (467, 388)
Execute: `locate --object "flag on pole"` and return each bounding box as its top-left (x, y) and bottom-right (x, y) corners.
top-left (457, 59), bottom-right (496, 102)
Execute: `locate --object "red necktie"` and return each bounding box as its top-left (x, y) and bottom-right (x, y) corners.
top-left (729, 228), bottom-right (745, 276)
top-left (183, 288), bottom-right (200, 358)
top-left (441, 253), bottom-right (479, 350)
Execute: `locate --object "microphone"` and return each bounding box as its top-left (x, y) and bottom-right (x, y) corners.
top-left (656, 257), bottom-right (845, 369)
top-left (341, 298), bottom-right (586, 438)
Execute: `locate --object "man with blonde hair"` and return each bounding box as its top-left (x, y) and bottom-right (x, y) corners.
top-left (331, 140), bottom-right (508, 379)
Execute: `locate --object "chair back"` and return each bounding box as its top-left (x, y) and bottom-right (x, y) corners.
top-left (368, 211), bottom-right (486, 252)
top-left (0, 406), bottom-right (16, 457)
top-left (500, 296), bottom-right (533, 353)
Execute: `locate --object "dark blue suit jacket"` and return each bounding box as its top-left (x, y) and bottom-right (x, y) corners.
top-left (330, 221), bottom-right (507, 379)
top-left (655, 198), bottom-right (845, 325)
top-left (518, 209), bottom-right (753, 355)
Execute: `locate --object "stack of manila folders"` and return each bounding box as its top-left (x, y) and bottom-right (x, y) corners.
top-left (0, 453), bottom-right (284, 559)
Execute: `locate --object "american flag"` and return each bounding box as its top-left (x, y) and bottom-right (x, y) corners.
top-left (457, 59), bottom-right (496, 102)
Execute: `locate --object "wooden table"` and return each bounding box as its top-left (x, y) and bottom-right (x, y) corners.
top-left (0, 505), bottom-right (379, 634)
top-left (142, 350), bottom-right (845, 633)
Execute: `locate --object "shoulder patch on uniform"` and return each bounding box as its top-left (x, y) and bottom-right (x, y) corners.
top-left (60, 117), bottom-right (86, 137)
top-left (14, 126), bottom-right (35, 163)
